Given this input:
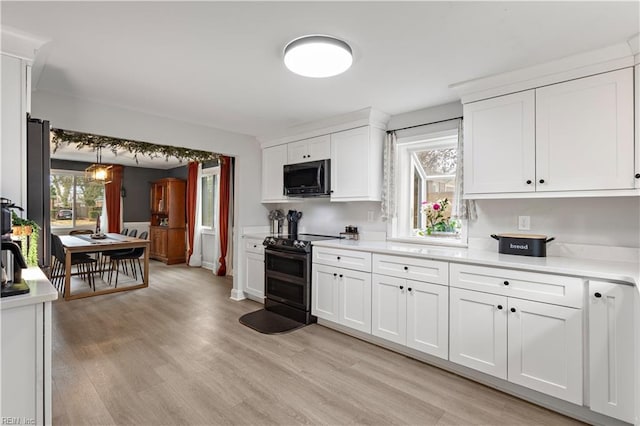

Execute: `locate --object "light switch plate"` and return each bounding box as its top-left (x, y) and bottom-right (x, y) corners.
top-left (518, 216), bottom-right (531, 231)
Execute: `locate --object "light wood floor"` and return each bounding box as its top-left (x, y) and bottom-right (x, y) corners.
top-left (51, 261), bottom-right (584, 425)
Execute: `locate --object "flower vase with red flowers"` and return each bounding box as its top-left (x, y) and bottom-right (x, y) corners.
top-left (418, 198), bottom-right (460, 237)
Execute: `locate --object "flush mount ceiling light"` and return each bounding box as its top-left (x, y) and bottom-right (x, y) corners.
top-left (284, 35), bottom-right (353, 78)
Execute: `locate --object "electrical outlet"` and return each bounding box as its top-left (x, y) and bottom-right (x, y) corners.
top-left (518, 216), bottom-right (531, 231)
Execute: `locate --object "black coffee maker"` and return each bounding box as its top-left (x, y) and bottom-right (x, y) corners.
top-left (1, 198), bottom-right (29, 297)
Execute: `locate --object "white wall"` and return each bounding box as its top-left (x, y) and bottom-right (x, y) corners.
top-left (274, 200), bottom-right (386, 236)
top-left (470, 197), bottom-right (640, 248)
top-left (32, 90), bottom-right (268, 296)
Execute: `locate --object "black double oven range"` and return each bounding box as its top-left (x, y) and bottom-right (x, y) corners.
top-left (262, 234), bottom-right (338, 324)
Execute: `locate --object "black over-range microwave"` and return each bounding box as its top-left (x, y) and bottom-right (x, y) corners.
top-left (283, 159), bottom-right (331, 197)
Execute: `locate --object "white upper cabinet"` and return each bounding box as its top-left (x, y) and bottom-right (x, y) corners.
top-left (287, 135), bottom-right (330, 164)
top-left (261, 144), bottom-right (288, 203)
top-left (536, 69), bottom-right (634, 191)
top-left (463, 68), bottom-right (636, 197)
top-left (330, 126), bottom-right (384, 202)
top-left (464, 90), bottom-right (536, 194)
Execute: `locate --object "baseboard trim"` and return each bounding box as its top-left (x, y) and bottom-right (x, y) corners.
top-left (229, 288), bottom-right (246, 301)
top-left (316, 319), bottom-right (629, 426)
top-left (202, 261), bottom-right (216, 271)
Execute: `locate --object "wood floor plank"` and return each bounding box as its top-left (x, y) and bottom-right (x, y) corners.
top-left (51, 260), bottom-right (584, 425)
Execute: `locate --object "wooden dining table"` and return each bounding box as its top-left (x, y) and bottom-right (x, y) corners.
top-left (59, 233), bottom-right (150, 301)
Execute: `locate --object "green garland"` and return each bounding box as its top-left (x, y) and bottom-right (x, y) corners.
top-left (51, 128), bottom-right (221, 164)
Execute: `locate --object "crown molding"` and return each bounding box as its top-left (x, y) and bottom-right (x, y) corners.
top-left (259, 107), bottom-right (390, 148)
top-left (1, 26), bottom-right (49, 61)
top-left (451, 35), bottom-right (639, 104)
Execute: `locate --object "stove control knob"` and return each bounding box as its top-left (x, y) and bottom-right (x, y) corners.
top-left (265, 238), bottom-right (276, 246)
top-left (293, 240), bottom-right (307, 248)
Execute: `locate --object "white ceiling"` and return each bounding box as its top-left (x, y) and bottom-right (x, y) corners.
top-left (3, 2), bottom-right (638, 138)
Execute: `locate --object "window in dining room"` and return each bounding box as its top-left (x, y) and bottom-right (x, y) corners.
top-left (50, 170), bottom-right (105, 229)
top-left (201, 166), bottom-right (219, 231)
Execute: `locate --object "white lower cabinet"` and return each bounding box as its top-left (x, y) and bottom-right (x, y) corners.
top-left (507, 298), bottom-right (582, 404)
top-left (312, 247), bottom-right (637, 422)
top-left (243, 238), bottom-right (265, 301)
top-left (450, 288), bottom-right (508, 378)
top-left (589, 281), bottom-right (636, 423)
top-left (450, 287), bottom-right (583, 405)
top-left (312, 263), bottom-right (371, 333)
top-left (372, 274), bottom-right (448, 359)
top-left (245, 252), bottom-right (264, 300)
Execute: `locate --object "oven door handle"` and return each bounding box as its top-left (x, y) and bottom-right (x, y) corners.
top-left (265, 248), bottom-right (309, 261)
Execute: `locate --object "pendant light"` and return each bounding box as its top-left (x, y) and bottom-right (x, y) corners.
top-left (284, 35), bottom-right (353, 78)
top-left (85, 145), bottom-right (113, 183)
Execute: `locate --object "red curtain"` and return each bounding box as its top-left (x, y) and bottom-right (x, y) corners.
top-left (105, 165), bottom-right (123, 233)
top-left (216, 156), bottom-right (231, 276)
top-left (186, 161), bottom-right (199, 264)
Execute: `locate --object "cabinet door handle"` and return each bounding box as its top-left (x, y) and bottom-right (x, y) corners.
top-left (339, 274), bottom-right (343, 278)
top-left (526, 180), bottom-right (532, 184)
top-left (253, 245), bottom-right (257, 248)
top-left (635, 173), bottom-right (640, 179)
top-left (503, 280), bottom-right (509, 286)
top-left (594, 292), bottom-right (602, 298)
top-left (510, 307), bottom-right (517, 313)
top-left (539, 179), bottom-right (545, 184)
top-left (403, 266), bottom-right (409, 271)
top-left (333, 273), bottom-right (337, 277)
top-left (399, 285), bottom-right (404, 290)
top-left (497, 305), bottom-right (503, 310)
top-left (407, 287), bottom-right (412, 292)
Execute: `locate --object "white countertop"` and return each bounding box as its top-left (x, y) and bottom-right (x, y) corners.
top-left (312, 239), bottom-right (640, 287)
top-left (1, 267), bottom-right (58, 310)
top-left (243, 232), bottom-right (276, 240)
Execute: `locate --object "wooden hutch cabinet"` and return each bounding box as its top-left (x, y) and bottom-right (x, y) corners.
top-left (149, 178), bottom-right (186, 264)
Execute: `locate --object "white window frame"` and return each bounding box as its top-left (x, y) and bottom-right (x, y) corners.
top-left (389, 129), bottom-right (468, 247)
top-left (200, 166), bottom-right (220, 235)
top-left (50, 169), bottom-right (106, 230)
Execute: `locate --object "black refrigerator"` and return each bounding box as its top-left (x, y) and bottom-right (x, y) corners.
top-left (26, 115), bottom-right (51, 268)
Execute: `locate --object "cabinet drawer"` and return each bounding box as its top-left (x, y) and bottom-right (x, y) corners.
top-left (244, 238), bottom-right (265, 254)
top-left (450, 263), bottom-right (582, 308)
top-left (312, 246), bottom-right (371, 272)
top-left (373, 254), bottom-right (448, 285)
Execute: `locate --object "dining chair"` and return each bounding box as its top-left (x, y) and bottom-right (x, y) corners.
top-left (50, 234), bottom-right (98, 294)
top-left (108, 233), bottom-right (147, 287)
top-left (100, 229), bottom-right (135, 278)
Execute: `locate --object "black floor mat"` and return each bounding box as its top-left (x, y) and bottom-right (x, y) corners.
top-left (239, 309), bottom-right (307, 334)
